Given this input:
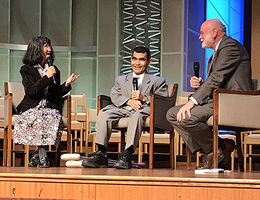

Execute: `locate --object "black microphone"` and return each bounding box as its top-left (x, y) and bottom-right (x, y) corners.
top-left (46, 57), bottom-right (56, 84)
top-left (194, 62), bottom-right (199, 78)
top-left (133, 77), bottom-right (138, 91)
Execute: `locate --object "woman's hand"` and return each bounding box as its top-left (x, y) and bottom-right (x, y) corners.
top-left (46, 66), bottom-right (56, 78)
top-left (65, 73), bottom-right (80, 87)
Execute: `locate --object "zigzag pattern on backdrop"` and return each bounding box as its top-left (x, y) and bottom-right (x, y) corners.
top-left (120, 0), bottom-right (161, 76)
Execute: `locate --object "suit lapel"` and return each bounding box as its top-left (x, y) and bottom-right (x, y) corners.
top-left (32, 65), bottom-right (43, 80)
top-left (207, 53), bottom-right (215, 76)
top-left (208, 36), bottom-right (228, 76)
top-left (125, 73), bottom-right (133, 96)
top-left (140, 73), bottom-right (151, 94)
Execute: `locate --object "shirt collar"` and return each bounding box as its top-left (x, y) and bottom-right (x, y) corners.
top-left (215, 38), bottom-right (223, 51)
top-left (133, 72), bottom-right (144, 79)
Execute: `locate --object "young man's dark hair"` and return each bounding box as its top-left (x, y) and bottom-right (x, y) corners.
top-left (132, 46), bottom-right (151, 60)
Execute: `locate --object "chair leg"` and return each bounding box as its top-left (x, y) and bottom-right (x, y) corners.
top-left (149, 128), bottom-right (154, 169)
top-left (244, 134), bottom-right (248, 171)
top-left (249, 144), bottom-right (252, 171)
top-left (92, 134), bottom-right (96, 152)
top-left (24, 145), bottom-right (29, 167)
top-left (12, 143), bottom-right (15, 167)
top-left (180, 137), bottom-right (183, 155)
top-left (73, 130), bottom-right (78, 152)
top-left (7, 127), bottom-right (12, 167)
top-left (138, 138), bottom-right (143, 164)
top-left (3, 128), bottom-right (8, 166)
top-left (236, 131), bottom-right (244, 172)
top-left (196, 152), bottom-right (201, 168)
top-left (117, 143), bottom-right (121, 153)
top-left (174, 130), bottom-right (179, 169)
top-left (85, 130), bottom-right (89, 156)
top-left (80, 128), bottom-right (83, 152)
top-left (170, 130), bottom-right (174, 169)
top-left (231, 151), bottom-right (234, 171)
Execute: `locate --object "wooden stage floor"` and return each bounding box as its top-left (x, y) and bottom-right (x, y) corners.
top-left (0, 167), bottom-right (260, 200)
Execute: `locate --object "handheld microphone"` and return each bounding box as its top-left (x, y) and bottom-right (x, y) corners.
top-left (46, 57), bottom-right (56, 84)
top-left (133, 77), bottom-right (138, 91)
top-left (194, 62), bottom-right (199, 78)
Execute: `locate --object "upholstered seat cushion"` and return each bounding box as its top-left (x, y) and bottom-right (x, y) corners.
top-left (207, 116), bottom-right (213, 126)
top-left (141, 132), bottom-right (170, 139)
top-left (113, 116), bottom-right (150, 128)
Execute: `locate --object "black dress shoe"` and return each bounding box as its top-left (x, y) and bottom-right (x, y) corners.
top-left (113, 150), bottom-right (132, 169)
top-left (28, 152), bottom-right (40, 167)
top-left (39, 157), bottom-right (50, 168)
top-left (82, 151), bottom-right (108, 168)
top-left (198, 148), bottom-right (224, 169)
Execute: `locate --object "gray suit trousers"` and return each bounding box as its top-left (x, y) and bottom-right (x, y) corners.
top-left (95, 105), bottom-right (149, 150)
top-left (166, 101), bottom-right (213, 154)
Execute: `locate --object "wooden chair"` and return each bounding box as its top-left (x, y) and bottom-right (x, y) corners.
top-left (241, 130), bottom-right (260, 171)
top-left (71, 94), bottom-right (88, 152)
top-left (196, 133), bottom-right (237, 170)
top-left (138, 85), bottom-right (181, 167)
top-left (212, 79), bottom-right (260, 171)
top-left (70, 100), bottom-right (84, 153)
top-left (138, 132), bottom-right (170, 164)
top-left (3, 82), bottom-right (72, 167)
top-left (176, 92), bottom-right (240, 170)
top-left (85, 108), bottom-right (97, 155)
top-left (97, 83), bottom-right (178, 169)
top-left (71, 94), bottom-right (87, 122)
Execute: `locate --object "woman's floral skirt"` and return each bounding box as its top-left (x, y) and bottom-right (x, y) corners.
top-left (13, 106), bottom-right (63, 146)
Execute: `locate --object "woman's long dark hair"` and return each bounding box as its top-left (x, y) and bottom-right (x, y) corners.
top-left (22, 36), bottom-right (55, 66)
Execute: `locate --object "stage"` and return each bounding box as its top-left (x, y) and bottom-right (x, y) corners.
top-left (0, 167), bottom-right (259, 200)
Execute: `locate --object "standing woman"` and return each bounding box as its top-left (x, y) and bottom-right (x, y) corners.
top-left (13, 36), bottom-right (79, 168)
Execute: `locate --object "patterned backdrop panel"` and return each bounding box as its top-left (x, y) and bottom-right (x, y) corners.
top-left (120, 0), bottom-right (161, 76)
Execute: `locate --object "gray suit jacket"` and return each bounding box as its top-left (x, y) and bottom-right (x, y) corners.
top-left (192, 35), bottom-right (252, 105)
top-left (106, 72), bottom-right (168, 114)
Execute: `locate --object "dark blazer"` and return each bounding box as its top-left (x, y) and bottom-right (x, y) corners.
top-left (192, 35), bottom-right (252, 105)
top-left (17, 64), bottom-right (71, 113)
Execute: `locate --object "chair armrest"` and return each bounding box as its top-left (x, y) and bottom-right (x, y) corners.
top-left (97, 95), bottom-right (112, 113)
top-left (213, 89), bottom-right (260, 129)
top-left (151, 94), bottom-right (177, 131)
top-left (62, 95), bottom-right (72, 153)
top-left (4, 93), bottom-right (13, 128)
top-left (61, 95), bottom-right (71, 127)
top-left (0, 97), bottom-right (4, 121)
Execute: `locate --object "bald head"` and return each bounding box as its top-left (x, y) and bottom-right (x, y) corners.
top-left (199, 19), bottom-right (226, 49)
top-left (203, 19), bottom-right (226, 33)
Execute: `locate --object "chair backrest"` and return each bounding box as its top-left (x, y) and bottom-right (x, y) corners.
top-left (252, 79), bottom-right (260, 90)
top-left (153, 83), bottom-right (178, 131)
top-left (4, 82), bottom-right (25, 109)
top-left (168, 84), bottom-right (176, 97)
top-left (88, 108), bottom-right (97, 123)
top-left (71, 94), bottom-right (86, 110)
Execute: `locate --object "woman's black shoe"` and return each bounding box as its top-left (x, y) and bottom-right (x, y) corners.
top-left (28, 152), bottom-right (40, 167)
top-left (39, 157), bottom-right (50, 168)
